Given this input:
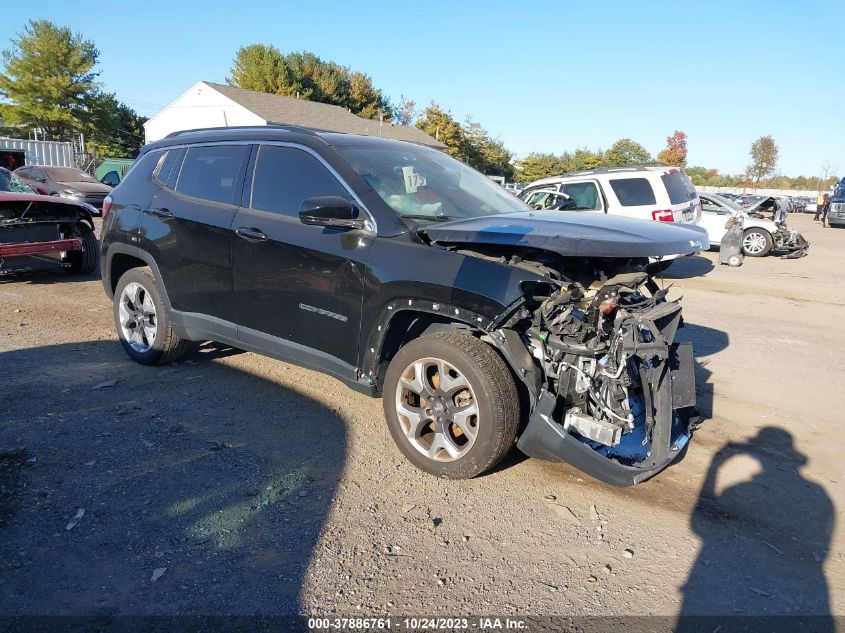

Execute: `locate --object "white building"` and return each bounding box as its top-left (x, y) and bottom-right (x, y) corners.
top-left (144, 81), bottom-right (444, 148)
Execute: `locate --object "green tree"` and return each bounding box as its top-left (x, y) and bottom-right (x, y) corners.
top-left (228, 45), bottom-right (391, 120)
top-left (415, 103), bottom-right (467, 160)
top-left (0, 20), bottom-right (100, 140)
top-left (656, 130), bottom-right (688, 167)
top-left (514, 153), bottom-right (568, 183)
top-left (602, 138), bottom-right (652, 166)
top-left (747, 135), bottom-right (778, 184)
top-left (87, 92), bottom-right (146, 158)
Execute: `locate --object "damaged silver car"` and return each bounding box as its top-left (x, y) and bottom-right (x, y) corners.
top-left (699, 193), bottom-right (808, 258)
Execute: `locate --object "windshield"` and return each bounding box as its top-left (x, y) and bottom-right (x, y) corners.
top-left (335, 143), bottom-right (528, 221)
top-left (711, 193), bottom-right (744, 212)
top-left (0, 170), bottom-right (36, 194)
top-left (43, 167), bottom-right (96, 182)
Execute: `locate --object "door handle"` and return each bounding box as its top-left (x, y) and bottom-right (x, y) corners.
top-left (235, 227), bottom-right (268, 242)
top-left (147, 207), bottom-right (173, 218)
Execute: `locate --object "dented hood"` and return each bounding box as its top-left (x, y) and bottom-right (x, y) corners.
top-left (423, 211), bottom-right (709, 258)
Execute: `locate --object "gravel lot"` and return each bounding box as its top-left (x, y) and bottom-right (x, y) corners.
top-left (1, 214), bottom-right (842, 621)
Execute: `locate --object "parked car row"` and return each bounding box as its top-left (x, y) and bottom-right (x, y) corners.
top-left (516, 169), bottom-right (810, 260)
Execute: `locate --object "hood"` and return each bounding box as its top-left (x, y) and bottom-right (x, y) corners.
top-left (422, 211), bottom-right (708, 258)
top-left (57, 180), bottom-right (112, 194)
top-left (0, 192), bottom-right (93, 225)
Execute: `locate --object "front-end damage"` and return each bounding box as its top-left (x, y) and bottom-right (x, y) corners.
top-left (745, 197), bottom-right (809, 258)
top-left (0, 194), bottom-right (95, 274)
top-left (423, 212), bottom-right (706, 485)
top-left (502, 271), bottom-right (696, 485)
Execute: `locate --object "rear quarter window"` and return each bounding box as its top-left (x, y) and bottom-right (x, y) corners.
top-left (661, 171), bottom-right (697, 204)
top-left (118, 151), bottom-right (164, 191)
top-left (608, 177), bottom-right (656, 206)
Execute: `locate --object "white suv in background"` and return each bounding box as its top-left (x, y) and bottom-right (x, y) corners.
top-left (519, 167), bottom-right (702, 270)
top-left (520, 166), bottom-right (701, 223)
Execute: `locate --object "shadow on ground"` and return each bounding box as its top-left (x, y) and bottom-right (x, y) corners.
top-left (663, 255), bottom-right (715, 280)
top-left (0, 340), bottom-right (346, 617)
top-left (678, 427), bottom-right (834, 629)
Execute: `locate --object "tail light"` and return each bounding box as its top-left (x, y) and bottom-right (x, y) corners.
top-left (102, 195), bottom-right (112, 218)
top-left (651, 209), bottom-right (674, 222)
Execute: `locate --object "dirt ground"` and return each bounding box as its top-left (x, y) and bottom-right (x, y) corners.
top-left (1, 213), bottom-right (842, 622)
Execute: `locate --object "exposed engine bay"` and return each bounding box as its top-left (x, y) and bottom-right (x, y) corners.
top-left (453, 245), bottom-right (698, 485)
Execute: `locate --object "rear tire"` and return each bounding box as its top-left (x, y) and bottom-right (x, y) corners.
top-left (113, 267), bottom-right (187, 365)
top-left (383, 332), bottom-right (520, 479)
top-left (64, 224), bottom-right (98, 275)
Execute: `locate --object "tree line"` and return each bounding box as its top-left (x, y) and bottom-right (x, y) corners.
top-left (0, 20), bottom-right (146, 159)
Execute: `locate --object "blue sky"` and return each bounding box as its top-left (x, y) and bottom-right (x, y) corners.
top-left (2, 0), bottom-right (843, 177)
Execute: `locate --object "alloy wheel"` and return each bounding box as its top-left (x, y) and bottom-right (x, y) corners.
top-left (394, 357), bottom-right (479, 462)
top-left (118, 282), bottom-right (157, 353)
top-left (743, 231), bottom-right (767, 255)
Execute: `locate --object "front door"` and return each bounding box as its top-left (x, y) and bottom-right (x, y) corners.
top-left (231, 144), bottom-right (374, 373)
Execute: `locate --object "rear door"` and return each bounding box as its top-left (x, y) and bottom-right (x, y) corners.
top-left (231, 143), bottom-right (373, 372)
top-left (604, 176), bottom-right (661, 220)
top-left (140, 143), bottom-right (250, 325)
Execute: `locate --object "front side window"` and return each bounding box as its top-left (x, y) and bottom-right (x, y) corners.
top-left (560, 182), bottom-right (601, 210)
top-left (175, 145), bottom-right (247, 205)
top-left (701, 197), bottom-right (721, 213)
top-left (334, 141), bottom-right (527, 222)
top-left (608, 177), bottom-right (656, 206)
top-left (250, 145), bottom-right (348, 217)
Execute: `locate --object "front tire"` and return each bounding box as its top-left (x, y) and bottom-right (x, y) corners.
top-left (383, 332), bottom-right (520, 479)
top-left (113, 267), bottom-right (187, 365)
top-left (742, 228), bottom-right (773, 257)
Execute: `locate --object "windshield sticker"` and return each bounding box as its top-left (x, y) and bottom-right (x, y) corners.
top-left (402, 166), bottom-right (426, 193)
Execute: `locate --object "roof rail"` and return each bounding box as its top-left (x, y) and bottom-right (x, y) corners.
top-left (163, 124), bottom-right (319, 139)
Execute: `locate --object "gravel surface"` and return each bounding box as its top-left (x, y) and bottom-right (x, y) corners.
top-left (0, 214), bottom-right (842, 619)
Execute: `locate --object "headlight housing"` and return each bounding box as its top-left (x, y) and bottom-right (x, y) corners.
top-left (62, 189), bottom-right (85, 198)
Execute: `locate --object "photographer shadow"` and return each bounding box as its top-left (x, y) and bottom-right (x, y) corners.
top-left (679, 427), bottom-right (833, 629)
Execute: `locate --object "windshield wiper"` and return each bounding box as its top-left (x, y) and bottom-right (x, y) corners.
top-left (401, 214), bottom-right (455, 222)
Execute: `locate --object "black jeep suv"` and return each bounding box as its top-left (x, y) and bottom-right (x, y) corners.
top-left (100, 126), bottom-right (706, 485)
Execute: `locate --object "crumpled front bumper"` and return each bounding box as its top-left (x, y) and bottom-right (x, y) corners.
top-left (516, 342), bottom-right (698, 486)
top-left (773, 226), bottom-right (809, 258)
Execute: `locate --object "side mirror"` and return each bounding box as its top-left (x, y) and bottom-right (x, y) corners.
top-left (299, 196), bottom-right (367, 230)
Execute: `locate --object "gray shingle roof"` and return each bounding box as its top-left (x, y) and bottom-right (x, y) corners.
top-left (205, 82), bottom-right (445, 149)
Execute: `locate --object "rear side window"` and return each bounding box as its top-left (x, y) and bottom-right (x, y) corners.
top-left (250, 145), bottom-right (347, 217)
top-left (608, 177), bottom-right (656, 206)
top-left (176, 145), bottom-right (248, 205)
top-left (661, 171), bottom-right (696, 204)
top-left (120, 151), bottom-right (163, 190)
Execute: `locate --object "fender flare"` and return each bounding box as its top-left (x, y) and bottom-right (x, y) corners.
top-left (103, 243), bottom-right (173, 311)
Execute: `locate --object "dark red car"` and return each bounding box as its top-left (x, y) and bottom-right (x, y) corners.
top-left (0, 183), bottom-right (99, 276)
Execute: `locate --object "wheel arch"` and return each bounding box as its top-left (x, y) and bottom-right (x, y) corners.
top-left (104, 244), bottom-right (173, 311)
